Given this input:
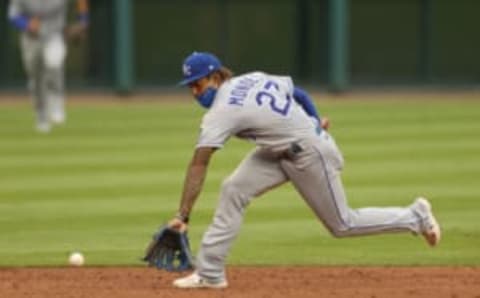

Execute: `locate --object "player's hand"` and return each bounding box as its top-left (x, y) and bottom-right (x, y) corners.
top-left (142, 225), bottom-right (194, 271)
top-left (310, 116), bottom-right (329, 132)
top-left (168, 217), bottom-right (188, 233)
top-left (27, 17), bottom-right (40, 36)
top-left (321, 117), bottom-right (330, 130)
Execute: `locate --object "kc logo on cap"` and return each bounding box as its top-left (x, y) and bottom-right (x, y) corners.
top-left (183, 64), bottom-right (192, 76)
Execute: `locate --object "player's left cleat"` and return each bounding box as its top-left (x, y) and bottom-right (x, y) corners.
top-left (414, 197), bottom-right (441, 247)
top-left (173, 272), bottom-right (228, 289)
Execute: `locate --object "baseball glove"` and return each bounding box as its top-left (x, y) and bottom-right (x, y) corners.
top-left (142, 225), bottom-right (194, 271)
top-left (64, 22), bottom-right (88, 44)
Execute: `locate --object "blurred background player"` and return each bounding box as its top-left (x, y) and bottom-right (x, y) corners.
top-left (7, 0), bottom-right (89, 133)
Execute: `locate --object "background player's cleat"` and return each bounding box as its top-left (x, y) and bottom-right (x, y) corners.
top-left (173, 272), bottom-right (228, 289)
top-left (49, 96), bottom-right (66, 124)
top-left (415, 197), bottom-right (441, 247)
top-left (36, 122), bottom-right (51, 133)
top-left (50, 111), bottom-right (65, 124)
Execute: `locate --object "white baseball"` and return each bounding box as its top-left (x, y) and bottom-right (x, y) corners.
top-left (68, 252), bottom-right (85, 267)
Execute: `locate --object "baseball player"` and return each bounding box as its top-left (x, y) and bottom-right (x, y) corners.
top-left (7, 0), bottom-right (89, 133)
top-left (168, 52), bottom-right (441, 289)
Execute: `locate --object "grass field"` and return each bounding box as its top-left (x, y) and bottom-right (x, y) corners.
top-left (1, 93), bottom-right (479, 267)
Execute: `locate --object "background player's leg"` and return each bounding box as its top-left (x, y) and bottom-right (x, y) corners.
top-left (21, 35), bottom-right (49, 132)
top-left (196, 148), bottom-right (287, 282)
top-left (281, 132), bottom-right (427, 237)
top-left (43, 35), bottom-right (66, 124)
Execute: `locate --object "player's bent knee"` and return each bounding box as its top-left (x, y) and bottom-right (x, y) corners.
top-left (329, 229), bottom-right (350, 238)
top-left (220, 177), bottom-right (241, 195)
top-left (220, 178), bottom-right (250, 210)
top-left (325, 223), bottom-right (354, 238)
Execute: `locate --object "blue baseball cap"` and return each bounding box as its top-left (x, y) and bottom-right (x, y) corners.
top-left (179, 52), bottom-right (222, 86)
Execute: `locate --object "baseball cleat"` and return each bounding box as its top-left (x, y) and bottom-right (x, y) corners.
top-left (173, 272), bottom-right (228, 289)
top-left (415, 197), bottom-right (441, 247)
top-left (36, 122), bottom-right (51, 133)
top-left (50, 112), bottom-right (65, 124)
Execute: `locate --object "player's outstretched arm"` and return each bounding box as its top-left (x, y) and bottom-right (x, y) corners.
top-left (170, 147), bottom-right (217, 230)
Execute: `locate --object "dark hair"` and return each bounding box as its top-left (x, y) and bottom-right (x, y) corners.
top-left (209, 66), bottom-right (234, 84)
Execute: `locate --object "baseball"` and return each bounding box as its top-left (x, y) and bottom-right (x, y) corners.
top-left (68, 252), bottom-right (85, 267)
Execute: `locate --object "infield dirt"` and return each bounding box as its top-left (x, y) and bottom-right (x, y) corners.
top-left (1, 266), bottom-right (479, 298)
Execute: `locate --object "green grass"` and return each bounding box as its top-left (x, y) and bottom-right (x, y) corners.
top-left (1, 95), bottom-right (480, 267)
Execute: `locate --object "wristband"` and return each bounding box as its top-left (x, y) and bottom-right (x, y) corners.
top-left (77, 13), bottom-right (89, 25)
top-left (175, 212), bottom-right (190, 223)
top-left (9, 15), bottom-right (29, 31)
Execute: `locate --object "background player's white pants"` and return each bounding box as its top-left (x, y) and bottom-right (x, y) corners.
top-left (21, 34), bottom-right (66, 128)
top-left (196, 131), bottom-right (429, 282)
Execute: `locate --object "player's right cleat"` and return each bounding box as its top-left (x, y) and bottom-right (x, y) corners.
top-left (414, 197), bottom-right (441, 247)
top-left (173, 272), bottom-right (228, 289)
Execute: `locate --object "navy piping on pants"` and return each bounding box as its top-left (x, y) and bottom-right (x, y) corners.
top-left (315, 148), bottom-right (418, 234)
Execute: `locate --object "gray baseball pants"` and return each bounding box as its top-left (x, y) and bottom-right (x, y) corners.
top-left (20, 33), bottom-right (65, 127)
top-left (196, 131), bottom-right (427, 282)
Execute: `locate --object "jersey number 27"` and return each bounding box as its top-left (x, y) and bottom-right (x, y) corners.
top-left (255, 81), bottom-right (292, 116)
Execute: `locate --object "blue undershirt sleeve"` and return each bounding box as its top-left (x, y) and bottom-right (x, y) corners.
top-left (293, 87), bottom-right (320, 120)
top-left (77, 13), bottom-right (89, 25)
top-left (9, 15), bottom-right (29, 31)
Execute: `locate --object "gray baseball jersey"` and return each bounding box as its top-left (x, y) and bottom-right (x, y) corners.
top-left (8, 0), bottom-right (69, 38)
top-left (193, 72), bottom-right (430, 282)
top-left (197, 72), bottom-right (317, 151)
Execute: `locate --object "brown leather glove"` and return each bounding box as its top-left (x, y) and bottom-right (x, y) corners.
top-left (65, 22), bottom-right (88, 44)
